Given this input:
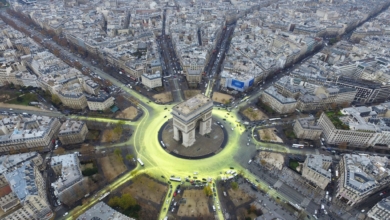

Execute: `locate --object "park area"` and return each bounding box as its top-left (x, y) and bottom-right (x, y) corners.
top-left (227, 187), bottom-right (252, 207)
top-left (116, 106), bottom-right (138, 120)
top-left (99, 154), bottom-right (127, 181)
top-left (212, 92), bottom-right (233, 104)
top-left (184, 90), bottom-right (200, 100)
top-left (153, 92), bottom-right (173, 103)
top-left (258, 151), bottom-right (285, 170)
top-left (258, 128), bottom-right (283, 143)
top-left (242, 106), bottom-right (268, 121)
top-left (122, 175), bottom-right (167, 204)
top-left (177, 189), bottom-right (211, 217)
top-left (100, 129), bottom-right (121, 143)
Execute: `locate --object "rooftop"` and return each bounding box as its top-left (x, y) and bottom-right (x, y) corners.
top-left (306, 154), bottom-right (332, 179)
top-left (4, 160), bottom-right (38, 202)
top-left (173, 94), bottom-right (212, 115)
top-left (51, 154), bottom-right (83, 194)
top-left (77, 202), bottom-right (134, 220)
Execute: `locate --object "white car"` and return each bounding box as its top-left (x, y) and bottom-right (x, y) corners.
top-left (63, 212), bottom-right (68, 216)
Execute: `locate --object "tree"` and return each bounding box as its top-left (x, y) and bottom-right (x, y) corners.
top-left (341, 101), bottom-right (350, 108)
top-left (114, 148), bottom-right (122, 158)
top-left (104, 131), bottom-right (113, 143)
top-left (54, 147), bottom-right (65, 155)
top-left (203, 185), bottom-right (213, 197)
top-left (315, 110), bottom-right (324, 118)
top-left (330, 103), bottom-right (338, 110)
top-left (51, 94), bottom-right (61, 106)
top-left (126, 154), bottom-right (134, 162)
top-left (248, 204), bottom-right (256, 214)
top-left (338, 142), bottom-right (348, 150)
top-left (231, 182), bottom-right (238, 190)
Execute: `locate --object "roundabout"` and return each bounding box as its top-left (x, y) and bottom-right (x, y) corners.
top-left (67, 69), bottom-right (290, 220)
top-left (159, 118), bottom-right (227, 159)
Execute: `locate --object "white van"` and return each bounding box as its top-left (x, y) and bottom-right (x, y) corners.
top-left (212, 205), bottom-right (216, 212)
top-left (248, 160), bottom-right (252, 164)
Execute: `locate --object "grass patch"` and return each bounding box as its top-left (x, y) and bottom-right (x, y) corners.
top-left (326, 111), bottom-right (349, 130)
top-left (6, 93), bottom-right (38, 106)
top-left (85, 130), bottom-right (100, 141)
top-left (283, 128), bottom-right (296, 139)
top-left (289, 160), bottom-right (299, 171)
top-left (82, 167), bottom-right (98, 176)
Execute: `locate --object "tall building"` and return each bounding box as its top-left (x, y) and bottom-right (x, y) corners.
top-left (335, 154), bottom-right (390, 206)
top-left (302, 154), bottom-right (332, 190)
top-left (367, 197), bottom-right (390, 220)
top-left (86, 91), bottom-right (115, 111)
top-left (317, 112), bottom-right (376, 148)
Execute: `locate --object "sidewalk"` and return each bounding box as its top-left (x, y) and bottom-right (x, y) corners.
top-left (0, 102), bottom-right (50, 112)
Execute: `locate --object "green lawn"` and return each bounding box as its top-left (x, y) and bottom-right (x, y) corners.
top-left (7, 93), bottom-right (38, 106)
top-left (289, 160), bottom-right (299, 171)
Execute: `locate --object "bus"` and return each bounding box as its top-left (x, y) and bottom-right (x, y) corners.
top-left (288, 201), bottom-right (303, 211)
top-left (99, 192), bottom-right (110, 201)
top-left (292, 144), bottom-right (304, 148)
top-left (161, 141), bottom-right (166, 148)
top-left (137, 158), bottom-right (144, 166)
top-left (170, 177), bottom-right (181, 182)
top-left (269, 118), bottom-right (281, 121)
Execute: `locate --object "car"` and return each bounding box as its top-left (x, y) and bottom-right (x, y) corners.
top-left (63, 212), bottom-right (68, 216)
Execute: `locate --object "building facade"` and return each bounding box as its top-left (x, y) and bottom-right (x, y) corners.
top-left (58, 120), bottom-right (88, 145)
top-left (367, 197), bottom-right (390, 220)
top-left (261, 86), bottom-right (297, 114)
top-left (141, 71), bottom-right (162, 89)
top-left (293, 116), bottom-right (322, 140)
top-left (335, 154), bottom-right (390, 207)
top-left (317, 113), bottom-right (376, 148)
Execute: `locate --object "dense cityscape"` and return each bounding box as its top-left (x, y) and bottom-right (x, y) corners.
top-left (0, 0), bottom-right (390, 219)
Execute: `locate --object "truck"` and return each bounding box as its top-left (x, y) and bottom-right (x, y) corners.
top-left (243, 122), bottom-right (249, 125)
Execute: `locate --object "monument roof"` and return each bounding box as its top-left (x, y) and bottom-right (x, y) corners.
top-left (174, 94), bottom-right (211, 115)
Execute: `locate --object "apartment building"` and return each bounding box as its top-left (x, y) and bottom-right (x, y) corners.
top-left (367, 197), bottom-right (390, 220)
top-left (0, 114), bottom-right (61, 153)
top-left (302, 154), bottom-right (332, 190)
top-left (58, 120), bottom-right (88, 145)
top-left (141, 71), bottom-right (162, 89)
top-left (51, 154), bottom-right (88, 205)
top-left (86, 91), bottom-right (115, 111)
top-left (336, 154), bottom-right (390, 207)
top-left (58, 90), bottom-right (88, 110)
top-left (261, 86), bottom-right (297, 114)
top-left (0, 153), bottom-right (52, 220)
top-left (317, 112), bottom-right (377, 148)
top-left (293, 117), bottom-right (322, 140)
